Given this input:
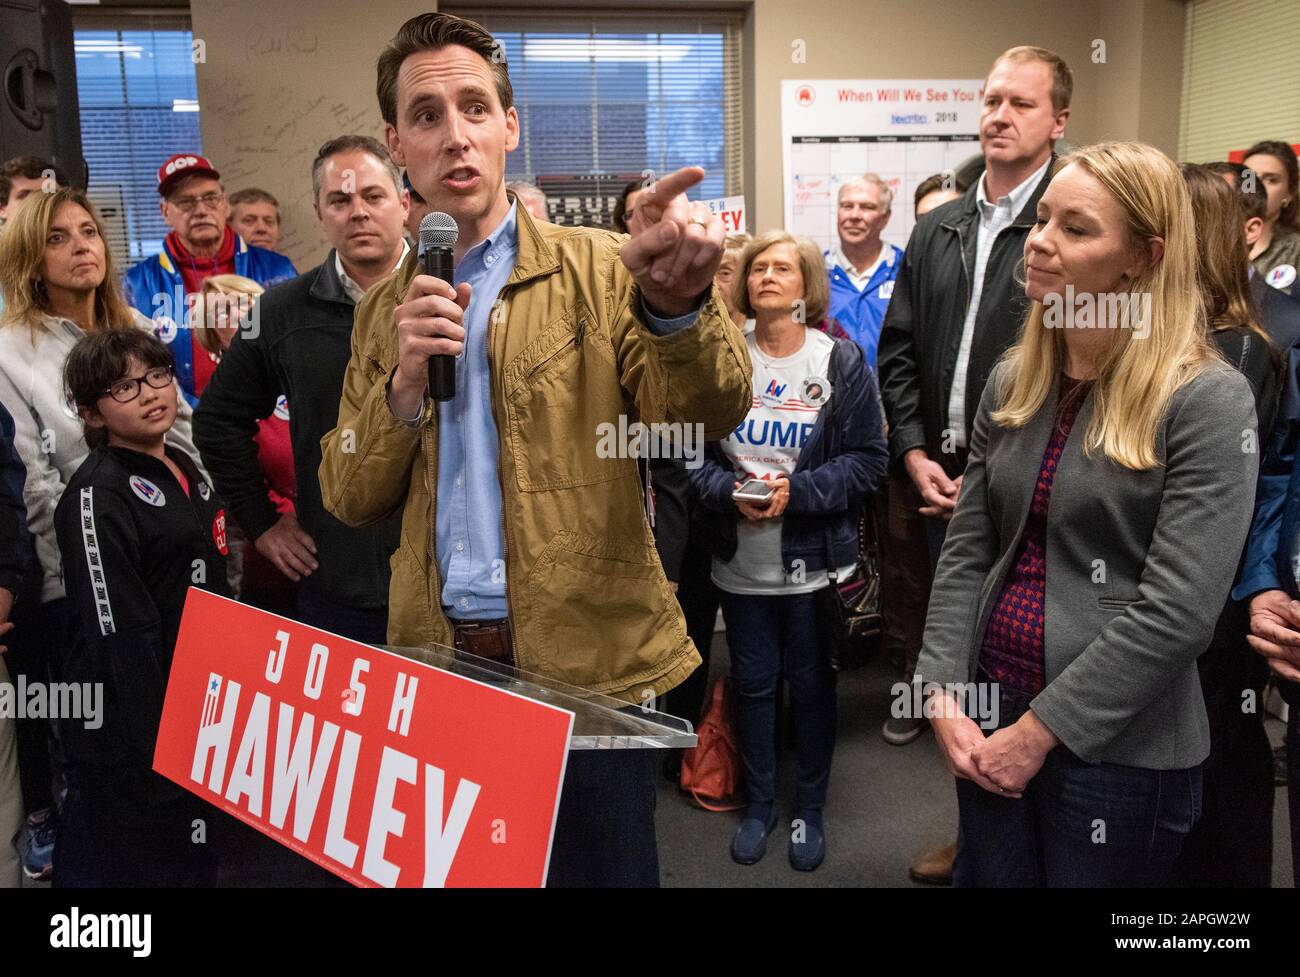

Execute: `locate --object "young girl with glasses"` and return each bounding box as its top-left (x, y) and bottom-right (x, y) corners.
top-left (51, 329), bottom-right (230, 887)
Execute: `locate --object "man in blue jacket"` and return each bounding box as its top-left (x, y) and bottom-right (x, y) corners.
top-left (824, 174), bottom-right (903, 367)
top-left (124, 153), bottom-right (296, 407)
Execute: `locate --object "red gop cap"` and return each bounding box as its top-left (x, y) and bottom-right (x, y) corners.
top-left (157, 153), bottom-right (220, 196)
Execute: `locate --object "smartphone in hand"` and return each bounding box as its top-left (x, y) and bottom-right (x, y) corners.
top-left (732, 478), bottom-right (775, 504)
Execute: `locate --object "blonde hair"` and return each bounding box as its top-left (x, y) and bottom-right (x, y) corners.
top-left (722, 232), bottom-right (751, 261)
top-left (190, 274), bottom-right (264, 356)
top-left (0, 187), bottom-right (135, 339)
top-left (732, 230), bottom-right (829, 326)
top-left (990, 142), bottom-right (1215, 470)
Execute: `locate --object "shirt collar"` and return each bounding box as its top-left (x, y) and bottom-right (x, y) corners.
top-left (461, 200), bottom-right (519, 271)
top-left (335, 238), bottom-right (410, 303)
top-left (827, 243), bottom-right (894, 277)
top-left (37, 312), bottom-right (77, 333)
top-left (977, 156), bottom-right (1052, 220)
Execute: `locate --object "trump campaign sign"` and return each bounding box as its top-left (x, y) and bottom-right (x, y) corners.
top-left (154, 590), bottom-right (574, 887)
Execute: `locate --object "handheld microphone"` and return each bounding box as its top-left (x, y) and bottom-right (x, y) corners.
top-left (418, 212), bottom-right (460, 402)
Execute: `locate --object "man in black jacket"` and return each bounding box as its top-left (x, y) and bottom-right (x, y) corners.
top-left (194, 135), bottom-right (408, 645)
top-left (875, 44), bottom-right (1072, 885)
top-left (879, 46), bottom-right (1070, 534)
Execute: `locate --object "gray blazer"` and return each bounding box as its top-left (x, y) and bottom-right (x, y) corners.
top-left (916, 359), bottom-right (1259, 769)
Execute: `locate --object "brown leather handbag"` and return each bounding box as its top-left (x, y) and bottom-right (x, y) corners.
top-left (679, 678), bottom-right (744, 811)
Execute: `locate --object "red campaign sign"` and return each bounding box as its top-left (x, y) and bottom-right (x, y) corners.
top-left (154, 589), bottom-right (574, 887)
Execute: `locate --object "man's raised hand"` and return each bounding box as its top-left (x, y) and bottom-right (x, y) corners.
top-left (619, 166), bottom-right (724, 317)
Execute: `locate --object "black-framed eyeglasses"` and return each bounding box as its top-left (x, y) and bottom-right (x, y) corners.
top-left (100, 366), bottom-right (174, 404)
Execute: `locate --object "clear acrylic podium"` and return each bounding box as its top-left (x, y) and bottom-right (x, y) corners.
top-left (384, 643), bottom-right (697, 751)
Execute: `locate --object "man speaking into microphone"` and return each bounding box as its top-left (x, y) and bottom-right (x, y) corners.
top-left (319, 12), bottom-right (751, 886)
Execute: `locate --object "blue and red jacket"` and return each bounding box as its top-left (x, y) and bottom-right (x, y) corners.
top-left (824, 243), bottom-right (903, 368)
top-left (123, 230), bottom-right (296, 407)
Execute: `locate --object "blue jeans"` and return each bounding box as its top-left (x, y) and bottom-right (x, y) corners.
top-left (953, 678), bottom-right (1202, 887)
top-left (719, 590), bottom-right (837, 812)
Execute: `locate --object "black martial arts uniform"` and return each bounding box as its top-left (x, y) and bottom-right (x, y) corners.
top-left (53, 444), bottom-right (230, 887)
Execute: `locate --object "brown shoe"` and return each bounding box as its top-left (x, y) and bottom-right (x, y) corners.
top-left (908, 842), bottom-right (957, 885)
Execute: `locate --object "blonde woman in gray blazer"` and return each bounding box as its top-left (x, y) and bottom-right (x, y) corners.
top-left (915, 143), bottom-right (1259, 887)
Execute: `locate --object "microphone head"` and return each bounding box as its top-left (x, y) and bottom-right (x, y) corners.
top-left (419, 211), bottom-right (459, 252)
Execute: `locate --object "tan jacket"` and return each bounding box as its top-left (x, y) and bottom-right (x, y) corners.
top-left (319, 202), bottom-right (752, 702)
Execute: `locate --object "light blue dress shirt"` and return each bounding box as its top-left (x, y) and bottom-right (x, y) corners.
top-left (436, 201), bottom-right (700, 620)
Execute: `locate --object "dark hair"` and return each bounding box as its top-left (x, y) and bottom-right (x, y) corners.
top-left (403, 171), bottom-right (426, 205)
top-left (1201, 162), bottom-right (1268, 222)
top-left (611, 179), bottom-right (643, 233)
top-left (64, 330), bottom-right (175, 448)
top-left (1202, 160), bottom-right (1245, 184)
top-left (1238, 172), bottom-right (1270, 223)
top-left (228, 187), bottom-right (279, 211)
top-left (1243, 139), bottom-right (1300, 230)
top-left (0, 155), bottom-right (68, 209)
top-left (311, 135), bottom-right (402, 202)
top-left (913, 171), bottom-right (967, 210)
top-left (377, 13), bottom-right (513, 128)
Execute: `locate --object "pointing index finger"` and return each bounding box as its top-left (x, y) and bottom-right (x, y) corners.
top-left (643, 166), bottom-right (705, 204)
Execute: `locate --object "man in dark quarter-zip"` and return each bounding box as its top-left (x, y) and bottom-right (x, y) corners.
top-left (319, 12), bottom-right (752, 886)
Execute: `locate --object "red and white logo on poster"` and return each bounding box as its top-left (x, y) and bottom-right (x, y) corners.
top-left (154, 590), bottom-right (574, 887)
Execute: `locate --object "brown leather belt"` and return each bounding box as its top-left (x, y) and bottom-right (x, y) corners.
top-left (450, 618), bottom-right (516, 668)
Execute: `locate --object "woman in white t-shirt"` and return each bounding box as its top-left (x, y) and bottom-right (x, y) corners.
top-left (690, 231), bottom-right (889, 871)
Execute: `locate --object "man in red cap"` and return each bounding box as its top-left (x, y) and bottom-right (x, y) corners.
top-left (124, 153), bottom-right (297, 407)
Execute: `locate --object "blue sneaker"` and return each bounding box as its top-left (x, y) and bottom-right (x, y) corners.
top-left (18, 810), bottom-right (55, 882)
top-left (730, 806), bottom-right (778, 865)
top-left (789, 814), bottom-right (825, 872)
